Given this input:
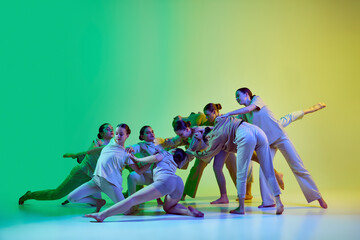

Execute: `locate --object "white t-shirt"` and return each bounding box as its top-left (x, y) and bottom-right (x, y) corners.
top-left (153, 151), bottom-right (177, 180)
top-left (94, 139), bottom-right (134, 187)
top-left (238, 96), bottom-right (284, 144)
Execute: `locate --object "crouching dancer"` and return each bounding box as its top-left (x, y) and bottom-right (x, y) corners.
top-left (85, 148), bottom-right (204, 222)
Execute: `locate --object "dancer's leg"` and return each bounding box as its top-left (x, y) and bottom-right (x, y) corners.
top-left (127, 172), bottom-right (147, 196)
top-left (211, 150), bottom-right (229, 204)
top-left (85, 185), bottom-right (163, 222)
top-left (224, 152), bottom-right (237, 186)
top-left (67, 180), bottom-right (105, 211)
top-left (163, 195), bottom-right (204, 217)
top-left (254, 126), bottom-right (283, 214)
top-left (182, 158), bottom-right (207, 199)
top-left (259, 147), bottom-right (277, 207)
top-left (230, 124), bottom-right (255, 214)
top-left (19, 166), bottom-right (91, 204)
top-left (276, 135), bottom-right (326, 208)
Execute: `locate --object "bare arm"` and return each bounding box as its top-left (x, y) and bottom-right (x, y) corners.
top-left (130, 153), bottom-right (164, 164)
top-left (128, 163), bottom-right (151, 175)
top-left (303, 102), bottom-right (326, 115)
top-left (86, 145), bottom-right (106, 155)
top-left (63, 139), bottom-right (102, 159)
top-left (220, 104), bottom-right (258, 118)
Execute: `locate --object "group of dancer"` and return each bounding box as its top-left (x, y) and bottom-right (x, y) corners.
top-left (19, 87), bottom-right (328, 222)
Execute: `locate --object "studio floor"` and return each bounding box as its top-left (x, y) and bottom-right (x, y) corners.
top-left (1, 191), bottom-right (359, 240)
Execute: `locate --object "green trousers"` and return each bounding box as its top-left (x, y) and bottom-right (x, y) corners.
top-left (27, 165), bottom-right (91, 200)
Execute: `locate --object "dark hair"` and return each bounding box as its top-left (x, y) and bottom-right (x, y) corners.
top-left (139, 125), bottom-right (151, 141)
top-left (172, 115), bottom-right (182, 129)
top-left (173, 148), bottom-right (187, 166)
top-left (173, 120), bottom-right (191, 132)
top-left (97, 123), bottom-right (111, 139)
top-left (202, 127), bottom-right (212, 143)
top-left (116, 123), bottom-right (131, 135)
top-left (236, 87), bottom-right (254, 100)
top-left (203, 103), bottom-right (222, 113)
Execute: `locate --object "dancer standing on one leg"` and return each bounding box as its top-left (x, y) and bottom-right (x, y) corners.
top-left (221, 87), bottom-right (327, 209)
top-left (18, 123), bottom-right (114, 205)
top-left (67, 124), bottom-right (150, 211)
top-left (189, 116), bottom-right (284, 215)
top-left (243, 102), bottom-right (327, 198)
top-left (84, 148), bottom-right (204, 222)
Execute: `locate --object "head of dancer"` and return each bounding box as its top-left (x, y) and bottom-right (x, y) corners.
top-left (203, 103), bottom-right (222, 124)
top-left (139, 126), bottom-right (155, 142)
top-left (173, 120), bottom-right (192, 139)
top-left (172, 115), bottom-right (182, 129)
top-left (235, 87), bottom-right (254, 106)
top-left (97, 123), bottom-right (114, 140)
top-left (172, 148), bottom-right (187, 168)
top-left (201, 127), bottom-right (213, 144)
top-left (115, 123), bottom-right (131, 146)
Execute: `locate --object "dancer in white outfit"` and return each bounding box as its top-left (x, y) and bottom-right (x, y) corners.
top-left (67, 124), bottom-right (150, 211)
top-left (189, 116), bottom-right (284, 215)
top-left (84, 148), bottom-right (204, 222)
top-left (221, 87), bottom-right (327, 209)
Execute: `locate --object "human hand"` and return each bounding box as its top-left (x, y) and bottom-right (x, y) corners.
top-left (63, 153), bottom-right (77, 159)
top-left (194, 131), bottom-right (203, 140)
top-left (94, 138), bottom-right (103, 147)
top-left (125, 147), bottom-right (135, 154)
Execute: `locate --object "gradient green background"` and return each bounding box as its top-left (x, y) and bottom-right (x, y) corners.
top-left (1, 0), bottom-right (359, 211)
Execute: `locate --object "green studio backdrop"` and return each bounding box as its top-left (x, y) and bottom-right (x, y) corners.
top-left (1, 0), bottom-right (359, 211)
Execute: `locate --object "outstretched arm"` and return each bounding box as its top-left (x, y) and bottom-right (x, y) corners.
top-left (303, 102), bottom-right (326, 115)
top-left (279, 102), bottom-right (326, 128)
top-left (219, 104), bottom-right (258, 118)
top-left (86, 146), bottom-right (106, 155)
top-left (128, 163), bottom-right (151, 175)
top-left (129, 153), bottom-right (164, 164)
top-left (63, 139), bottom-right (103, 159)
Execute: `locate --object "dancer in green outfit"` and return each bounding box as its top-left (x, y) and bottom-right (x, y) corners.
top-left (18, 123), bottom-right (113, 205)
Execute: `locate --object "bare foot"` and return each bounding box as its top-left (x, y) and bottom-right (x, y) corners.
top-left (95, 199), bottom-right (106, 213)
top-left (318, 198), bottom-right (328, 209)
top-left (275, 171), bottom-right (285, 190)
top-left (276, 203), bottom-right (284, 215)
top-left (258, 204), bottom-right (276, 208)
top-left (210, 196), bottom-right (229, 204)
top-left (187, 206), bottom-right (204, 217)
top-left (230, 207), bottom-right (245, 215)
top-left (156, 198), bottom-right (164, 206)
top-left (84, 213), bottom-right (104, 222)
top-left (18, 191), bottom-right (31, 205)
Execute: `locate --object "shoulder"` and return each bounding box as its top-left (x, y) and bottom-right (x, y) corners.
top-left (251, 96), bottom-right (266, 108)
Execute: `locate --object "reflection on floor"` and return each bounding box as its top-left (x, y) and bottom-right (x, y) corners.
top-left (1, 193), bottom-right (359, 240)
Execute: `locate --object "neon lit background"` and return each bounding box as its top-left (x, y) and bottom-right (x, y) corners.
top-left (1, 1), bottom-right (359, 213)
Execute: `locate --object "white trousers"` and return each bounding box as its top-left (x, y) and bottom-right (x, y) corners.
top-left (260, 134), bottom-right (322, 205)
top-left (127, 171), bottom-right (154, 196)
top-left (235, 122), bottom-right (281, 199)
top-left (68, 176), bottom-right (125, 205)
